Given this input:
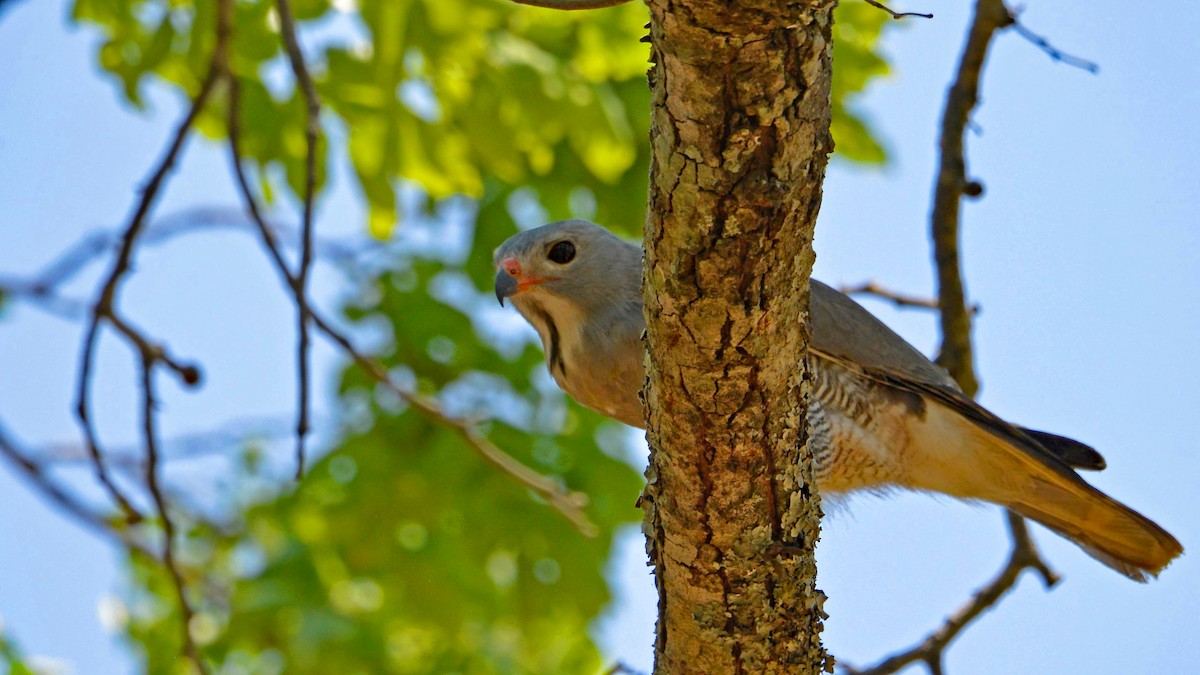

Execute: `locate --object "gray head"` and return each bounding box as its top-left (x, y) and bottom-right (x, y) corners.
top-left (492, 219), bottom-right (641, 315)
top-left (492, 219), bottom-right (647, 425)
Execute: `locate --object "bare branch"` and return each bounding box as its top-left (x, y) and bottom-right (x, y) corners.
top-left (226, 84), bottom-right (296, 287)
top-left (0, 229), bottom-right (114, 302)
top-left (36, 414), bottom-right (299, 468)
top-left (0, 207), bottom-right (370, 323)
top-left (509, 0), bottom-right (633, 9)
top-left (71, 0), bottom-right (233, 525)
top-left (844, 514), bottom-right (1059, 675)
top-left (1011, 16), bottom-right (1098, 73)
top-left (107, 312), bottom-right (203, 386)
top-left (137, 349), bottom-right (206, 673)
top-left (56, 0), bottom-right (237, 666)
top-left (864, 0), bottom-right (932, 20)
top-left (225, 80), bottom-right (598, 537)
top-left (0, 418), bottom-right (154, 558)
top-left (273, 0), bottom-right (320, 480)
top-left (310, 311), bottom-right (600, 537)
top-left (841, 280), bottom-right (980, 315)
top-left (0, 278), bottom-right (87, 319)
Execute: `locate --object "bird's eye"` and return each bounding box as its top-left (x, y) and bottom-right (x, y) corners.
top-left (547, 240), bottom-right (576, 264)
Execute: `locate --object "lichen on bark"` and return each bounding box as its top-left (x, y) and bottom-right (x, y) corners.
top-left (640, 0), bottom-right (837, 672)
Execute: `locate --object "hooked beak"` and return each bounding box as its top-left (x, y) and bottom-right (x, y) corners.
top-left (494, 257), bottom-right (557, 306)
top-left (495, 268), bottom-right (518, 306)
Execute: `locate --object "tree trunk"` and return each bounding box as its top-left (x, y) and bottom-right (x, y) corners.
top-left (640, 0), bottom-right (836, 672)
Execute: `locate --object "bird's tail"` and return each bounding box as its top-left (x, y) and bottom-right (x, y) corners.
top-left (1002, 471), bottom-right (1182, 581)
top-left (910, 402), bottom-right (1183, 581)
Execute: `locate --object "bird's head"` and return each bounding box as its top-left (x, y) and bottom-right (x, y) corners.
top-left (492, 219), bottom-right (640, 316)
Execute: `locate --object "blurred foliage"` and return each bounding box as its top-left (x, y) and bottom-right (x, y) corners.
top-left (121, 211), bottom-right (644, 673)
top-left (831, 1), bottom-right (892, 164)
top-left (0, 629), bottom-right (36, 675)
top-left (74, 0), bottom-right (892, 237)
top-left (68, 0), bottom-right (897, 671)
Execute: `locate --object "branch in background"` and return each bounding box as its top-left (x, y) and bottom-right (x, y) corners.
top-left (0, 230), bottom-right (115, 319)
top-left (225, 72), bottom-right (599, 537)
top-left (8, 192), bottom-right (598, 534)
top-left (864, 0), bottom-right (933, 20)
top-left (71, 0), bottom-right (232, 525)
top-left (62, 0), bottom-right (237, 668)
top-left (314, 312), bottom-right (598, 537)
top-left (848, 0), bottom-right (1067, 672)
top-left (0, 280), bottom-right (86, 319)
top-left (0, 207), bottom-right (371, 323)
top-left (37, 414), bottom-right (299, 468)
top-left (137, 348), bottom-right (204, 673)
top-left (508, 0), bottom-right (632, 9)
top-left (107, 312), bottom-right (202, 385)
top-left (846, 511), bottom-right (1058, 675)
top-left (274, 0), bottom-right (319, 480)
top-left (3, 0), bottom-right (634, 662)
top-left (841, 280), bottom-right (980, 315)
top-left (0, 418), bottom-right (154, 558)
top-left (603, 663), bottom-right (648, 675)
top-left (1011, 15), bottom-right (1099, 73)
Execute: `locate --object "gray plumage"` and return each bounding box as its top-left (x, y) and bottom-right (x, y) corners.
top-left (493, 219), bottom-right (1182, 580)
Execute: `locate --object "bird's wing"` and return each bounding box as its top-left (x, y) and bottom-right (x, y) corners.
top-left (808, 279), bottom-right (1086, 479)
top-left (810, 280), bottom-right (962, 391)
top-left (809, 280), bottom-right (1180, 579)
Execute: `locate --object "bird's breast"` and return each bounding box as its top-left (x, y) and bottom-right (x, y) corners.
top-left (809, 356), bottom-right (923, 494)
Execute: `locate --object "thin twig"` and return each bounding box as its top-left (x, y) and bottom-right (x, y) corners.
top-left (603, 663), bottom-right (647, 675)
top-left (0, 279), bottom-right (86, 319)
top-left (72, 0), bottom-right (229, 524)
top-left (0, 418), bottom-right (154, 558)
top-left (136, 350), bottom-right (205, 672)
top-left (64, 0), bottom-right (234, 666)
top-left (845, 514), bottom-right (1058, 675)
top-left (273, 0), bottom-right (319, 480)
top-left (108, 312), bottom-right (202, 386)
top-left (313, 310), bottom-right (599, 537)
top-left (37, 414), bottom-right (301, 467)
top-left (226, 82), bottom-right (293, 279)
top-left (225, 82), bottom-right (598, 537)
top-left (1010, 16), bottom-right (1098, 73)
top-left (841, 281), bottom-right (980, 315)
top-left (0, 207), bottom-right (368, 323)
top-left (3, 230), bottom-right (113, 296)
top-left (864, 0), bottom-right (933, 20)
top-left (509, 0), bottom-right (632, 9)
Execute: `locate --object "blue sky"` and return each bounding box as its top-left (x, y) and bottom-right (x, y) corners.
top-left (1, 0), bottom-right (1198, 673)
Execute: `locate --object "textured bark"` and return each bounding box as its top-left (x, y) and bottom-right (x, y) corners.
top-left (640, 0), bottom-right (836, 672)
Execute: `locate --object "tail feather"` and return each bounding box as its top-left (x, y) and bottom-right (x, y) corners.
top-left (1008, 471), bottom-right (1182, 581)
top-left (911, 401), bottom-right (1183, 580)
top-left (1019, 428), bottom-right (1107, 471)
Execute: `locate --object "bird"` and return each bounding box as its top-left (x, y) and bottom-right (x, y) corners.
top-left (492, 218), bottom-right (1182, 581)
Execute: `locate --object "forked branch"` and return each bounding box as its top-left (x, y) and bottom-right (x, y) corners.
top-left (864, 0), bottom-right (933, 20)
top-left (845, 0), bottom-right (1073, 671)
top-left (274, 0), bottom-right (320, 479)
top-left (225, 64), bottom-right (597, 537)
